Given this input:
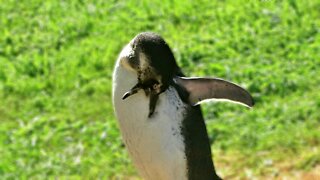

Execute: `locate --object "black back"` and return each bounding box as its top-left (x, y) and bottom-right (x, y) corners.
top-left (174, 83), bottom-right (221, 180)
top-left (182, 106), bottom-right (221, 180)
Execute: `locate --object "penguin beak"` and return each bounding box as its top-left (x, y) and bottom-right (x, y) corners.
top-left (120, 56), bottom-right (138, 73)
top-left (119, 44), bottom-right (139, 72)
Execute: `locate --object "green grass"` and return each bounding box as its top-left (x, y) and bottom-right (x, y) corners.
top-left (0, 0), bottom-right (319, 178)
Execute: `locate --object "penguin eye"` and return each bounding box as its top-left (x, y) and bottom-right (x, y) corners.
top-left (142, 79), bottom-right (158, 88)
top-left (152, 83), bottom-right (160, 90)
top-left (144, 79), bottom-right (162, 92)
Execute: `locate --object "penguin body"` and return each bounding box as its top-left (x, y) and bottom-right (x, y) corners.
top-left (113, 62), bottom-right (188, 179)
top-left (112, 32), bottom-right (254, 180)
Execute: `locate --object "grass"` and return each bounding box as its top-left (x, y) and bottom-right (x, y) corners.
top-left (0, 0), bottom-right (319, 179)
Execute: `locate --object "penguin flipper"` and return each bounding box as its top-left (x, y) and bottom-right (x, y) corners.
top-left (175, 77), bottom-right (254, 108)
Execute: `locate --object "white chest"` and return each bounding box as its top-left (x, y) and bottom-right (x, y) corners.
top-left (112, 63), bottom-right (188, 180)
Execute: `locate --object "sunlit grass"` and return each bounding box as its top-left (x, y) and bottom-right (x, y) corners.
top-left (0, 0), bottom-right (319, 178)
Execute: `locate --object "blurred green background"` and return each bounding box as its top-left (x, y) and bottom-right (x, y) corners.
top-left (1, 0), bottom-right (319, 179)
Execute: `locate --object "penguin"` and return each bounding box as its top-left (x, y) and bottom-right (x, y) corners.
top-left (112, 32), bottom-right (254, 180)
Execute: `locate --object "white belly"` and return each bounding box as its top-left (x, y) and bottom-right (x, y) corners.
top-left (112, 62), bottom-right (187, 180)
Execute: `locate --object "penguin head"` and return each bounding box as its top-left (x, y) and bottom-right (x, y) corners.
top-left (120, 32), bottom-right (180, 92)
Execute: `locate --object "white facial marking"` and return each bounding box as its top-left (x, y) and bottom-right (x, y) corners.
top-left (119, 43), bottom-right (136, 72)
top-left (139, 51), bottom-right (149, 71)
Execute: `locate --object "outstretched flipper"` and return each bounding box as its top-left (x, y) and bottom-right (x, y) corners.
top-left (175, 77), bottom-right (254, 107)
